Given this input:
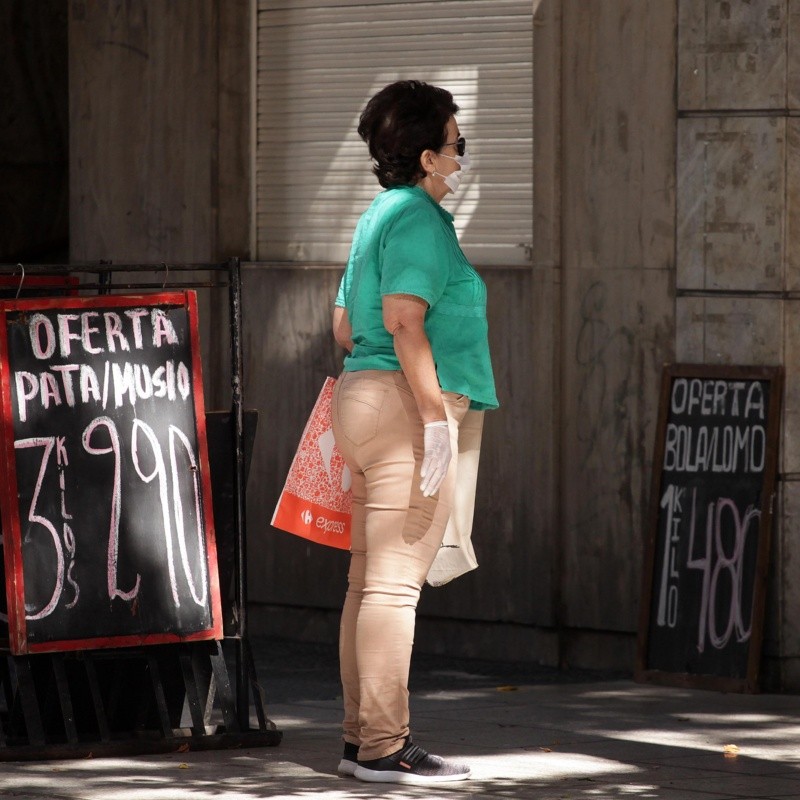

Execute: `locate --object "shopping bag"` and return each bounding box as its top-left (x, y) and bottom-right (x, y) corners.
top-left (426, 409), bottom-right (485, 587)
top-left (271, 377), bottom-right (352, 549)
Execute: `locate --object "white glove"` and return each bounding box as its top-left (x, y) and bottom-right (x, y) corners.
top-left (420, 420), bottom-right (452, 497)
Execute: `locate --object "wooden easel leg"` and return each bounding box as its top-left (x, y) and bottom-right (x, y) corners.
top-left (208, 642), bottom-right (239, 733)
top-left (179, 647), bottom-right (206, 735)
top-left (12, 657), bottom-right (45, 747)
top-left (81, 653), bottom-right (110, 742)
top-left (190, 644), bottom-right (216, 729)
top-left (146, 653), bottom-right (174, 738)
top-left (243, 638), bottom-right (268, 731)
top-left (51, 654), bottom-right (78, 744)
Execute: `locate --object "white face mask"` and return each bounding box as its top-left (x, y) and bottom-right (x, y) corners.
top-left (434, 149), bottom-right (472, 194)
top-left (448, 150), bottom-right (473, 173)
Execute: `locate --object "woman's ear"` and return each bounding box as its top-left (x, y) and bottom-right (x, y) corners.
top-left (419, 148), bottom-right (437, 176)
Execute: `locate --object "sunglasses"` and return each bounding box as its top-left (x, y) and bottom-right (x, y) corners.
top-left (440, 136), bottom-right (466, 157)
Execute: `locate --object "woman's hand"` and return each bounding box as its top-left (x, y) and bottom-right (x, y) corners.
top-left (421, 421), bottom-right (451, 497)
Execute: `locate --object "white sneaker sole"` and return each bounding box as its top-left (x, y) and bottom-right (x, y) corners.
top-left (337, 759), bottom-right (358, 777)
top-left (354, 765), bottom-right (471, 785)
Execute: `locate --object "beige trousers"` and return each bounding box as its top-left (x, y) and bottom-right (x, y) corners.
top-left (331, 370), bottom-right (469, 760)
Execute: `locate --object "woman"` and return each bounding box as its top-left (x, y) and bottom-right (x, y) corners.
top-left (331, 80), bottom-right (498, 786)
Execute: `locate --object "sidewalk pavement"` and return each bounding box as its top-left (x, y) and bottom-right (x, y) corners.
top-left (1, 637), bottom-right (800, 799)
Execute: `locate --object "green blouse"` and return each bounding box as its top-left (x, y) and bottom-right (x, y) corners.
top-left (335, 185), bottom-right (498, 411)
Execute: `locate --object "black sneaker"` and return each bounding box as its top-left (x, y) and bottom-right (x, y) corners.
top-left (337, 741), bottom-right (359, 776)
top-left (354, 739), bottom-right (471, 785)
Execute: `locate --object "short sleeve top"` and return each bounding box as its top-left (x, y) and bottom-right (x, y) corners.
top-left (335, 185), bottom-right (498, 411)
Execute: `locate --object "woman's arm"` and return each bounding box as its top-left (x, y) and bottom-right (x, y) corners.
top-left (384, 293), bottom-right (451, 496)
top-left (332, 305), bottom-right (354, 352)
top-left (384, 294), bottom-right (450, 496)
top-left (382, 294), bottom-right (445, 423)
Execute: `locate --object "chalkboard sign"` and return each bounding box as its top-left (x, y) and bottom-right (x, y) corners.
top-left (0, 292), bottom-right (222, 654)
top-left (636, 364), bottom-right (782, 692)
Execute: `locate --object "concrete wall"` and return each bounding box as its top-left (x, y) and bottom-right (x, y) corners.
top-left (675, 0), bottom-right (800, 690)
top-left (67, 0), bottom-right (800, 688)
top-left (546, 0), bottom-right (678, 668)
top-left (68, 0), bottom-right (250, 406)
top-left (69, 0), bottom-right (249, 265)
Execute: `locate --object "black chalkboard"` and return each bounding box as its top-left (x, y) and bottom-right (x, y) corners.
top-left (0, 292), bottom-right (222, 654)
top-left (636, 364), bottom-right (782, 692)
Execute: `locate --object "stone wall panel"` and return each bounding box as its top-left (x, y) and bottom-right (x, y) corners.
top-left (677, 116), bottom-right (785, 291)
top-left (679, 0), bottom-right (787, 110)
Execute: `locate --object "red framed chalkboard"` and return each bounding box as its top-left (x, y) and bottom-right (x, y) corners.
top-left (636, 364), bottom-right (782, 692)
top-left (0, 291), bottom-right (222, 654)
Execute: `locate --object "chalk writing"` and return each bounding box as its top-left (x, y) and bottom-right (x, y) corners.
top-left (83, 417), bottom-right (139, 603)
top-left (670, 378), bottom-right (765, 419)
top-left (663, 379), bottom-right (766, 474)
top-left (15, 360), bottom-right (191, 421)
top-left (9, 410), bottom-right (208, 623)
top-left (0, 295), bottom-right (220, 653)
top-left (687, 491), bottom-right (758, 653)
top-left (14, 437), bottom-right (65, 619)
top-left (656, 484), bottom-right (682, 628)
top-left (131, 419), bottom-right (179, 605)
top-left (29, 309), bottom-right (178, 359)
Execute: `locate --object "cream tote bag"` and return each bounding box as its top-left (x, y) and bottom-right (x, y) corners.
top-left (426, 409), bottom-right (485, 587)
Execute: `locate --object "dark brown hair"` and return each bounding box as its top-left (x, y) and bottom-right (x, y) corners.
top-left (357, 80), bottom-right (459, 188)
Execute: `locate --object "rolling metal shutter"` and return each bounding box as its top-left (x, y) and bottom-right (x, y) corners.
top-left (255, 0), bottom-right (533, 267)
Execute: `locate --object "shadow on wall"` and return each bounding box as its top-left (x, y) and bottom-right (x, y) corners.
top-left (1, 0), bottom-right (69, 263)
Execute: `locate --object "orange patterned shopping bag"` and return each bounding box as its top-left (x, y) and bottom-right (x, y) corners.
top-left (271, 377), bottom-right (352, 549)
